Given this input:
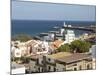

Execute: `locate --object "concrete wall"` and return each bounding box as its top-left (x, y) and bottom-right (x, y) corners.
top-left (47, 64), bottom-right (55, 72)
top-left (56, 63), bottom-right (65, 72)
top-left (38, 57), bottom-right (44, 65)
top-left (65, 60), bottom-right (92, 71)
top-left (46, 57), bottom-right (55, 63)
top-left (29, 60), bottom-right (37, 72)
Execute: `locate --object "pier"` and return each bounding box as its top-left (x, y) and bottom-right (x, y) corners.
top-left (62, 25), bottom-right (96, 32)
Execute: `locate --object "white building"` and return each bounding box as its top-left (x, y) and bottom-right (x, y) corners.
top-left (63, 30), bottom-right (75, 44)
top-left (11, 40), bottom-right (50, 57)
top-left (60, 28), bottom-right (65, 35)
top-left (48, 33), bottom-right (55, 40)
top-left (11, 41), bottom-right (28, 57)
top-left (31, 40), bottom-right (49, 54)
top-left (11, 46), bottom-right (22, 58)
top-left (58, 22), bottom-right (75, 44)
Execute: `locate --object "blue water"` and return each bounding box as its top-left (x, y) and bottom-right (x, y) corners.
top-left (11, 20), bottom-right (96, 37)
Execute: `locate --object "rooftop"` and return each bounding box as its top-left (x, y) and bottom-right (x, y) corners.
top-left (50, 39), bottom-right (64, 50)
top-left (29, 55), bottom-right (41, 60)
top-left (29, 54), bottom-right (46, 60)
top-left (57, 53), bottom-right (92, 64)
top-left (25, 40), bottom-right (38, 46)
top-left (47, 52), bottom-right (72, 59)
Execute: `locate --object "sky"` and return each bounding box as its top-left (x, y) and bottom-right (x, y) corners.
top-left (12, 0), bottom-right (96, 21)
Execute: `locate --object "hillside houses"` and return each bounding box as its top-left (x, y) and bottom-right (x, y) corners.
top-left (11, 39), bottom-right (50, 57)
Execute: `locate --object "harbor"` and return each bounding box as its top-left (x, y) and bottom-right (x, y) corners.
top-left (35, 22), bottom-right (96, 42)
top-left (11, 1), bottom-right (96, 74)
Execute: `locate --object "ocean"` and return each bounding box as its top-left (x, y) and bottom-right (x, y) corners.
top-left (11, 20), bottom-right (96, 37)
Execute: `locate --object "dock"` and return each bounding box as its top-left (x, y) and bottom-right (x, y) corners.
top-left (62, 25), bottom-right (96, 32)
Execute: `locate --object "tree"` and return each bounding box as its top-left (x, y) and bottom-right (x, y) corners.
top-left (70, 40), bottom-right (91, 53)
top-left (57, 44), bottom-right (71, 52)
top-left (12, 34), bottom-right (33, 42)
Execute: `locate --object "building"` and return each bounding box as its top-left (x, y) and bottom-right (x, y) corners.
top-left (46, 52), bottom-right (72, 72)
top-left (55, 53), bottom-right (92, 71)
top-left (29, 52), bottom-right (93, 73)
top-left (55, 29), bottom-right (75, 44)
top-left (11, 41), bottom-right (29, 57)
top-left (63, 29), bottom-right (75, 44)
top-left (38, 22), bottom-right (75, 44)
top-left (55, 22), bottom-right (75, 44)
top-left (11, 46), bottom-right (21, 58)
top-left (29, 40), bottom-right (49, 54)
top-left (46, 52), bottom-right (92, 71)
top-left (11, 40), bottom-right (50, 57)
top-left (50, 39), bottom-right (64, 50)
top-left (29, 54), bottom-right (45, 73)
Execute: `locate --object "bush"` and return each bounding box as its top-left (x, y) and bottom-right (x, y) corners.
top-left (70, 40), bottom-right (92, 53)
top-left (57, 40), bottom-right (92, 53)
top-left (57, 44), bottom-right (71, 52)
top-left (12, 34), bottom-right (33, 42)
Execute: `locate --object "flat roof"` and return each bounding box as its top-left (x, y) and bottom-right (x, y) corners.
top-left (29, 53), bottom-right (48, 60)
top-left (57, 53), bottom-right (92, 64)
top-left (47, 52), bottom-right (72, 59)
top-left (29, 54), bottom-right (42, 60)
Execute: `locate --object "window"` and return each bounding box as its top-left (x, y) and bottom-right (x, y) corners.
top-left (54, 67), bottom-right (56, 72)
top-left (41, 60), bottom-right (43, 64)
top-left (79, 65), bottom-right (82, 70)
top-left (42, 68), bottom-right (44, 72)
top-left (87, 64), bottom-right (92, 70)
top-left (38, 67), bottom-right (40, 72)
top-left (74, 67), bottom-right (77, 71)
top-left (36, 59), bottom-right (39, 64)
top-left (48, 58), bottom-right (51, 61)
top-left (48, 66), bottom-right (51, 71)
top-left (43, 48), bottom-right (46, 51)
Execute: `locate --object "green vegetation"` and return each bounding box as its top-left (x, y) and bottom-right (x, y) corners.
top-left (12, 56), bottom-right (31, 63)
top-left (57, 44), bottom-right (70, 52)
top-left (70, 40), bottom-right (92, 53)
top-left (12, 34), bottom-right (33, 42)
top-left (57, 40), bottom-right (92, 53)
top-left (12, 57), bottom-right (20, 62)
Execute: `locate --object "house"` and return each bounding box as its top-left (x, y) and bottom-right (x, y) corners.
top-left (50, 39), bottom-right (64, 50)
top-left (46, 52), bottom-right (72, 72)
top-left (11, 39), bottom-right (50, 57)
top-left (46, 52), bottom-right (92, 72)
top-left (55, 53), bottom-right (92, 71)
top-left (29, 52), bottom-right (92, 73)
top-left (11, 46), bottom-right (21, 58)
top-left (29, 54), bottom-right (45, 73)
top-left (26, 40), bottom-right (50, 55)
top-left (11, 41), bottom-right (28, 57)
